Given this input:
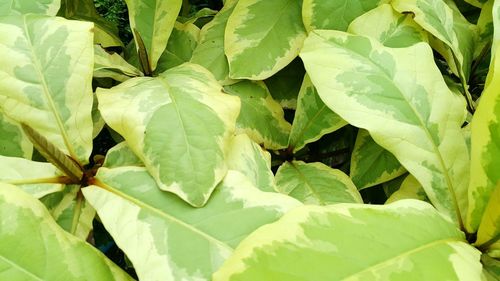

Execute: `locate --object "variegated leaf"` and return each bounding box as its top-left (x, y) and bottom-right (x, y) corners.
top-left (97, 63), bottom-right (240, 207)
top-left (226, 134), bottom-right (276, 192)
top-left (301, 30), bottom-right (469, 226)
top-left (264, 58), bottom-right (305, 109)
top-left (0, 0), bottom-right (60, 16)
top-left (392, 0), bottom-right (476, 82)
top-left (275, 160), bottom-right (362, 205)
top-left (224, 80), bottom-right (291, 150)
top-left (94, 45), bottom-right (142, 82)
top-left (225, 0), bottom-right (307, 79)
top-left (83, 168), bottom-right (301, 281)
top-left (155, 21), bottom-right (200, 74)
top-left (213, 200), bottom-right (482, 281)
top-left (0, 113), bottom-right (32, 158)
top-left (288, 74), bottom-right (346, 152)
top-left (125, 0), bottom-right (182, 71)
top-left (190, 0), bottom-right (238, 84)
top-left (476, 0), bottom-right (493, 58)
top-left (103, 142), bottom-right (143, 168)
top-left (0, 155), bottom-right (67, 198)
top-left (386, 174), bottom-right (428, 204)
top-left (493, 0), bottom-right (500, 53)
top-left (0, 183), bottom-right (133, 280)
top-left (467, 45), bottom-right (500, 232)
top-left (475, 182), bottom-right (500, 252)
top-left (350, 129), bottom-right (406, 190)
top-left (347, 4), bottom-right (428, 48)
top-left (0, 14), bottom-right (94, 164)
top-left (482, 254), bottom-right (500, 280)
top-left (302, 0), bottom-right (387, 32)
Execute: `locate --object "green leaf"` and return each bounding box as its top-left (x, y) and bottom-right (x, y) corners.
top-left (386, 174), bottom-right (429, 204)
top-left (0, 14), bottom-right (94, 164)
top-left (94, 45), bottom-right (142, 82)
top-left (225, 0), bottom-right (307, 79)
top-left (97, 63), bottom-right (240, 207)
top-left (463, 0), bottom-right (488, 8)
top-left (0, 113), bottom-right (32, 158)
top-left (475, 182), bottom-right (500, 251)
top-left (302, 0), bottom-right (387, 32)
top-left (275, 160), bottom-right (362, 205)
top-left (83, 168), bottom-right (301, 281)
top-left (103, 142), bottom-right (144, 168)
top-left (347, 4), bottom-right (428, 48)
top-left (288, 74), bottom-right (346, 152)
top-left (0, 0), bottom-right (60, 16)
top-left (300, 30), bottom-right (469, 226)
top-left (264, 57), bottom-right (305, 109)
top-left (155, 21), bottom-right (200, 74)
top-left (350, 129), bottom-right (406, 189)
top-left (0, 155), bottom-right (67, 198)
top-left (466, 45), bottom-right (500, 232)
top-left (125, 0), bottom-right (182, 71)
top-left (224, 80), bottom-right (291, 150)
top-left (226, 134), bottom-right (276, 192)
top-left (190, 0), bottom-right (238, 84)
top-left (0, 183), bottom-right (133, 280)
top-left (482, 254), bottom-right (500, 280)
top-left (392, 0), bottom-right (476, 82)
top-left (213, 200), bottom-right (482, 281)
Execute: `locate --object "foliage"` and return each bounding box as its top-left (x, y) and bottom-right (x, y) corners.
top-left (0, 0), bottom-right (499, 280)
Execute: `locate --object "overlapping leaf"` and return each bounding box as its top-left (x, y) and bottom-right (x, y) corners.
top-left (275, 161), bottom-right (362, 205)
top-left (288, 74), bottom-right (346, 152)
top-left (0, 183), bottom-right (133, 281)
top-left (214, 200), bottom-right (482, 281)
top-left (301, 30), bottom-right (469, 226)
top-left (94, 45), bottom-right (142, 82)
top-left (83, 168), bottom-right (301, 281)
top-left (0, 14), bottom-right (94, 164)
top-left (350, 129), bottom-right (406, 189)
top-left (0, 113), bottom-right (32, 158)
top-left (475, 182), bottom-right (500, 252)
top-left (264, 58), bottom-right (305, 109)
top-left (386, 174), bottom-right (428, 204)
top-left (224, 80), bottom-right (291, 150)
top-left (225, 0), bottom-right (307, 79)
top-left (97, 63), bottom-right (240, 207)
top-left (0, 0), bottom-right (60, 16)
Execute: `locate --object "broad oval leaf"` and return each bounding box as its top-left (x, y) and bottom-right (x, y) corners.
top-left (0, 0), bottom-right (60, 16)
top-left (213, 200), bottom-right (482, 281)
top-left (302, 0), bottom-right (387, 32)
top-left (0, 183), bottom-right (133, 281)
top-left (0, 14), bottom-right (94, 164)
top-left (103, 142), bottom-right (144, 168)
top-left (223, 80), bottom-right (291, 150)
top-left (225, 0), bottom-right (307, 79)
top-left (275, 160), bottom-right (362, 205)
top-left (288, 74), bottom-right (346, 152)
top-left (83, 168), bottom-right (301, 281)
top-left (350, 129), bottom-right (406, 190)
top-left (0, 113), bottom-right (32, 158)
top-left (300, 30), bottom-right (469, 226)
top-left (347, 4), bottom-right (428, 48)
top-left (386, 174), bottom-right (428, 204)
top-left (97, 63), bottom-right (240, 207)
top-left (125, 0), bottom-right (182, 71)
top-left (467, 45), bottom-right (500, 232)
top-left (226, 134), bottom-right (276, 192)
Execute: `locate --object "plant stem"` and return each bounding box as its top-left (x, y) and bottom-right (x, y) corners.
top-left (182, 0), bottom-right (191, 17)
top-left (70, 191), bottom-right (84, 235)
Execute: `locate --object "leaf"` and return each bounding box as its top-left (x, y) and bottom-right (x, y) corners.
top-left (275, 160), bottom-right (362, 205)
top-left (190, 0), bottom-right (238, 84)
top-left (264, 57), bottom-right (305, 109)
top-left (391, 0), bottom-right (476, 82)
top-left (213, 200), bottom-right (482, 281)
top-left (0, 113), bottom-right (32, 158)
top-left (386, 174), bottom-right (428, 204)
top-left (0, 0), bottom-right (60, 16)
top-left (300, 30), bottom-right (470, 226)
top-left (225, 0), bottom-right (307, 79)
top-left (0, 155), bottom-right (67, 198)
top-left (350, 129), bottom-right (406, 189)
top-left (224, 80), bottom-right (291, 150)
top-left (155, 21), bottom-right (200, 74)
top-left (97, 63), bottom-right (240, 207)
top-left (347, 4), bottom-right (428, 48)
top-left (0, 14), bottom-right (94, 164)
top-left (481, 254), bottom-right (500, 280)
top-left (302, 0), bottom-right (387, 32)
top-left (463, 0), bottom-right (488, 8)
top-left (226, 134), bottom-right (276, 192)
top-left (0, 183), bottom-right (133, 280)
top-left (94, 45), bottom-right (142, 82)
top-left (467, 45), bottom-right (500, 232)
top-left (288, 74), bottom-right (346, 152)
top-left (103, 142), bottom-right (144, 168)
top-left (83, 168), bottom-right (301, 281)
top-left (475, 182), bottom-right (500, 252)
top-left (125, 0), bottom-right (182, 71)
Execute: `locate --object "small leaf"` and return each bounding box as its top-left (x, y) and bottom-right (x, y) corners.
top-left (386, 174), bottom-right (429, 204)
top-left (94, 45), bottom-right (142, 82)
top-left (103, 142), bottom-right (144, 168)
